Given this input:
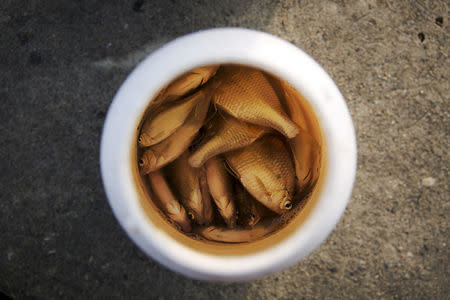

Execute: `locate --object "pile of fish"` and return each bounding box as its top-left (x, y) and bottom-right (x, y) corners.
top-left (138, 65), bottom-right (318, 243)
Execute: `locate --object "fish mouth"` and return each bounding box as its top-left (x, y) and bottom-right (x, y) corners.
top-left (248, 213), bottom-right (262, 227)
top-left (138, 133), bottom-right (150, 147)
top-left (272, 190), bottom-right (292, 212)
top-left (138, 156), bottom-right (150, 175)
top-left (139, 150), bottom-right (159, 175)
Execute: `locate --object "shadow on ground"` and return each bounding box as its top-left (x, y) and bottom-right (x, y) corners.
top-left (0, 0), bottom-right (281, 298)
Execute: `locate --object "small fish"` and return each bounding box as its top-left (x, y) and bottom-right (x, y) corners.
top-left (199, 168), bottom-right (214, 225)
top-left (279, 81), bottom-right (321, 189)
top-left (225, 135), bottom-right (295, 214)
top-left (166, 152), bottom-right (205, 225)
top-left (195, 221), bottom-right (278, 243)
top-left (139, 90), bottom-right (204, 147)
top-left (148, 171), bottom-right (192, 232)
top-left (154, 66), bottom-right (219, 104)
top-left (212, 67), bottom-right (299, 138)
top-left (290, 130), bottom-right (321, 190)
top-left (138, 92), bottom-right (210, 174)
top-left (278, 80), bottom-right (310, 132)
top-left (189, 112), bottom-right (269, 167)
top-left (205, 157), bottom-right (237, 228)
top-left (235, 182), bottom-right (268, 227)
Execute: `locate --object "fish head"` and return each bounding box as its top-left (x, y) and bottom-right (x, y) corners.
top-left (186, 209), bottom-right (205, 227)
top-left (272, 189), bottom-right (293, 212)
top-left (247, 213), bottom-right (262, 227)
top-left (193, 66), bottom-right (219, 83)
top-left (138, 132), bottom-right (153, 147)
top-left (189, 188), bottom-right (205, 225)
top-left (138, 150), bottom-right (156, 175)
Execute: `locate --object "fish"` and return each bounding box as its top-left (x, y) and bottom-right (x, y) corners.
top-left (211, 66), bottom-right (299, 138)
top-left (195, 221), bottom-right (278, 243)
top-left (199, 168), bottom-right (214, 225)
top-left (289, 130), bottom-right (321, 190)
top-left (139, 90), bottom-right (204, 147)
top-left (153, 65), bottom-right (219, 105)
top-left (138, 91), bottom-right (210, 174)
top-left (204, 157), bottom-right (237, 228)
top-left (225, 135), bottom-right (296, 214)
top-left (189, 112), bottom-right (269, 167)
top-left (278, 80), bottom-right (310, 132)
top-left (235, 182), bottom-right (268, 227)
top-left (165, 152), bottom-right (205, 225)
top-left (147, 171), bottom-right (192, 232)
top-left (279, 81), bottom-right (321, 189)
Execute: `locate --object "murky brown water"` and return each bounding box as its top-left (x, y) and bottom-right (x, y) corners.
top-left (132, 64), bottom-right (326, 255)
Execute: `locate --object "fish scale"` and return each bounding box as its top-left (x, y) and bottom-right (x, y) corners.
top-left (189, 112), bottom-right (269, 167)
top-left (225, 135), bottom-right (295, 214)
top-left (212, 67), bottom-right (299, 138)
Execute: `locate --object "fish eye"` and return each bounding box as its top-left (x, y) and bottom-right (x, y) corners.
top-left (187, 212), bottom-right (195, 220)
top-left (284, 201), bottom-right (292, 209)
top-left (138, 137), bottom-right (142, 142)
top-left (138, 159), bottom-right (144, 166)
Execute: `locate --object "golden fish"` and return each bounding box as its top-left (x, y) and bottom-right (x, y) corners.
top-left (154, 65), bottom-right (219, 105)
top-left (195, 221), bottom-right (278, 243)
top-left (204, 157), bottom-right (237, 228)
top-left (279, 81), bottom-right (321, 189)
top-left (199, 168), bottom-right (214, 225)
top-left (148, 171), bottom-right (191, 232)
top-left (225, 135), bottom-right (295, 214)
top-left (289, 130), bottom-right (321, 190)
top-left (188, 112), bottom-right (269, 167)
top-left (138, 93), bottom-right (210, 174)
top-left (139, 90), bottom-right (204, 147)
top-left (212, 66), bottom-right (299, 138)
top-left (235, 182), bottom-right (268, 227)
top-left (165, 152), bottom-right (205, 225)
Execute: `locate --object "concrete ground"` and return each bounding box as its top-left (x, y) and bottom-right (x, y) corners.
top-left (1, 0), bottom-right (448, 299)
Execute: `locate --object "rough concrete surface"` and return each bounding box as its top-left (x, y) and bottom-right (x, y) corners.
top-left (0, 0), bottom-right (448, 299)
